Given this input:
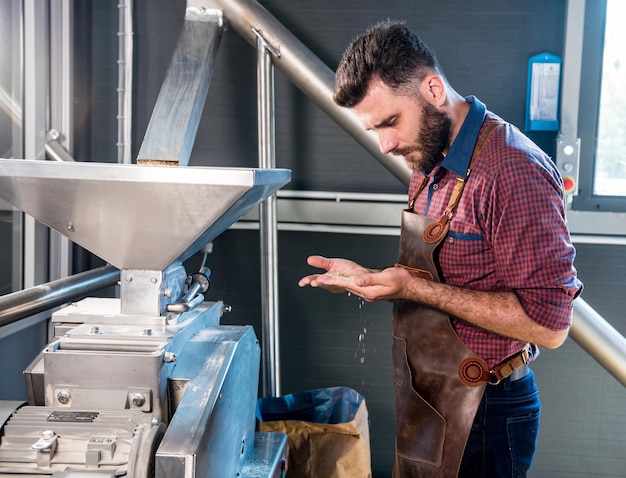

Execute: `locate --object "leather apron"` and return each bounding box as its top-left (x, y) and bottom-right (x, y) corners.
top-left (392, 122), bottom-right (504, 477)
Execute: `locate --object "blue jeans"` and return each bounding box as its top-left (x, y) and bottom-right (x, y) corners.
top-left (458, 369), bottom-right (541, 478)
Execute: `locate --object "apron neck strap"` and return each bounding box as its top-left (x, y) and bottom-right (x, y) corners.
top-left (418, 120), bottom-right (506, 244)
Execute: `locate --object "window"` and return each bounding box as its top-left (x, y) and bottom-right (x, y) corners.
top-left (594, 0), bottom-right (626, 197)
top-left (575, 0), bottom-right (626, 211)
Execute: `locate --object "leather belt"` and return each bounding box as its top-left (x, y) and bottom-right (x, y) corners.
top-left (490, 343), bottom-right (533, 384)
top-left (507, 363), bottom-right (530, 382)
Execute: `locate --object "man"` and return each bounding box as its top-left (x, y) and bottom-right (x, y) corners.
top-left (298, 20), bottom-right (582, 477)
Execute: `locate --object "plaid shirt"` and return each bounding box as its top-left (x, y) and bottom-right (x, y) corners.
top-left (408, 97), bottom-right (582, 367)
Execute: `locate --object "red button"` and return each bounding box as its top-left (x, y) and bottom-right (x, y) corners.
top-left (563, 176), bottom-right (576, 194)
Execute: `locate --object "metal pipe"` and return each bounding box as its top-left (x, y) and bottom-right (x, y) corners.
top-left (257, 31), bottom-right (280, 397)
top-left (569, 297), bottom-right (626, 387)
top-left (0, 265), bottom-right (120, 327)
top-left (166, 294), bottom-right (205, 314)
top-left (167, 268), bottom-right (211, 313)
top-left (0, 85), bottom-right (22, 127)
top-left (216, 0), bottom-right (412, 186)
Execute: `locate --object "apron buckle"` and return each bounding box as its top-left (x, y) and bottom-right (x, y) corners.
top-left (458, 344), bottom-right (533, 387)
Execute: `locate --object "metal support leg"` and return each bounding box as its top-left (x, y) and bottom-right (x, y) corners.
top-left (256, 30), bottom-right (280, 398)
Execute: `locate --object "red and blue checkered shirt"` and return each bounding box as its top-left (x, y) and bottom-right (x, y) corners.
top-left (408, 97), bottom-right (582, 367)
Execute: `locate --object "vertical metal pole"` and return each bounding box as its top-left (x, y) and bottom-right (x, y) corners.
top-left (49, 0), bottom-right (73, 281)
top-left (23, 0), bottom-right (50, 289)
top-left (256, 31), bottom-right (280, 398)
top-left (10, 0), bottom-right (24, 293)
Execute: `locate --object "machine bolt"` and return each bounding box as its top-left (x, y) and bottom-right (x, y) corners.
top-left (142, 328), bottom-right (153, 336)
top-left (151, 277), bottom-right (157, 284)
top-left (125, 276), bottom-right (132, 282)
top-left (131, 393), bottom-right (146, 407)
top-left (163, 352), bottom-right (177, 363)
top-left (88, 326), bottom-right (101, 335)
top-left (56, 390), bottom-right (71, 405)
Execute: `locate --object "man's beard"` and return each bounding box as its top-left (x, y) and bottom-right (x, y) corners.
top-left (393, 102), bottom-right (451, 173)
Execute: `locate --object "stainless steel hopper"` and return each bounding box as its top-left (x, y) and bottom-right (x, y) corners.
top-left (0, 159), bottom-right (290, 271)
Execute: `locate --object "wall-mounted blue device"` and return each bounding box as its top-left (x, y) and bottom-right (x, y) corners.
top-left (525, 52), bottom-right (562, 132)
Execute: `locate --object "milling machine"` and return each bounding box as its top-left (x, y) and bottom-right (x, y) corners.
top-left (0, 159), bottom-right (291, 477)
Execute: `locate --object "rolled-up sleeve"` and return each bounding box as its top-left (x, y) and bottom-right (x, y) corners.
top-left (488, 138), bottom-right (583, 329)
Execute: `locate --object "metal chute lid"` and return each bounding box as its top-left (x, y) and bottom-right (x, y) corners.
top-left (0, 159), bottom-right (290, 271)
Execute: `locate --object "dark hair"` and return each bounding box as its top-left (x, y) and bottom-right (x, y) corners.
top-left (334, 20), bottom-right (443, 107)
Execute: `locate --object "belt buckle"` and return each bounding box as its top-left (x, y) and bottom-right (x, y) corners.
top-left (488, 373), bottom-right (501, 386)
top-left (488, 344), bottom-right (532, 386)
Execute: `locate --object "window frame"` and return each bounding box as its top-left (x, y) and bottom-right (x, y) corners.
top-left (572, 0), bottom-right (626, 212)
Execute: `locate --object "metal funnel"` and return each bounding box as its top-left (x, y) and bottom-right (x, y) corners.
top-left (0, 159), bottom-right (290, 271)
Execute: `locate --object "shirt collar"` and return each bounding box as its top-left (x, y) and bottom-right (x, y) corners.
top-left (440, 96), bottom-right (487, 179)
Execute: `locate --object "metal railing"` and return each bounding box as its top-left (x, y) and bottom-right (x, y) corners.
top-left (0, 265), bottom-right (119, 328)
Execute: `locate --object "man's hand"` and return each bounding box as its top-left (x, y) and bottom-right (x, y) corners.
top-left (298, 256), bottom-right (368, 293)
top-left (298, 255), bottom-right (412, 301)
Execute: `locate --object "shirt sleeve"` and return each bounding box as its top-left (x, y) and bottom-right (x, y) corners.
top-left (483, 129), bottom-right (582, 330)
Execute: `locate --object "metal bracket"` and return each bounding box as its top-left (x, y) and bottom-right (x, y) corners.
top-left (45, 129), bottom-right (75, 162)
top-left (253, 28), bottom-right (281, 58)
top-left (32, 430), bottom-right (58, 468)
